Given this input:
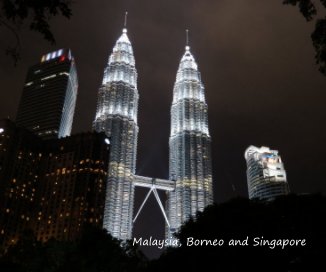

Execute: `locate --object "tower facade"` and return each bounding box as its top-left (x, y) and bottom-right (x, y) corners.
top-left (244, 145), bottom-right (289, 201)
top-left (0, 119), bottom-right (109, 249)
top-left (93, 28), bottom-right (138, 240)
top-left (16, 49), bottom-right (78, 139)
top-left (167, 45), bottom-right (213, 236)
top-left (35, 132), bottom-right (109, 242)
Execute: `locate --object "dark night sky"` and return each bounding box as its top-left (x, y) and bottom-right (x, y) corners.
top-left (1, 0), bottom-right (326, 258)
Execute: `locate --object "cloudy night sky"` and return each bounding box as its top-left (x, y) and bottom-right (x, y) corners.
top-left (1, 0), bottom-right (326, 257)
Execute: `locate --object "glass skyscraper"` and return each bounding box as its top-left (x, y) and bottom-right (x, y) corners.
top-left (245, 145), bottom-right (290, 201)
top-left (167, 44), bottom-right (213, 237)
top-left (16, 49), bottom-right (78, 139)
top-left (93, 25), bottom-right (213, 240)
top-left (93, 28), bottom-right (138, 240)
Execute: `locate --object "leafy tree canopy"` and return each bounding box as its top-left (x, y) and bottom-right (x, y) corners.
top-left (148, 194), bottom-right (326, 272)
top-left (283, 0), bottom-right (326, 75)
top-left (0, 226), bottom-right (147, 272)
top-left (0, 0), bottom-right (72, 64)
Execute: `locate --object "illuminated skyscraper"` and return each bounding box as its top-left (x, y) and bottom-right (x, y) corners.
top-left (244, 145), bottom-right (290, 201)
top-left (92, 25), bottom-right (213, 241)
top-left (16, 49), bottom-right (78, 139)
top-left (93, 27), bottom-right (138, 240)
top-left (167, 40), bottom-right (213, 237)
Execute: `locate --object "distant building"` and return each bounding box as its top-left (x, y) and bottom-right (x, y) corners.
top-left (244, 145), bottom-right (290, 201)
top-left (0, 119), bottom-right (109, 250)
top-left (16, 49), bottom-right (78, 139)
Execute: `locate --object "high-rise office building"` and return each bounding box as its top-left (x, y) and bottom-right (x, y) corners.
top-left (244, 145), bottom-right (290, 201)
top-left (167, 43), bottom-right (213, 237)
top-left (93, 28), bottom-right (138, 240)
top-left (0, 119), bottom-right (42, 250)
top-left (0, 119), bottom-right (109, 250)
top-left (16, 49), bottom-right (78, 139)
top-left (34, 132), bottom-right (109, 242)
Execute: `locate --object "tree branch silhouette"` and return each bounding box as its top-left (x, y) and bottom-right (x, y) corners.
top-left (0, 0), bottom-right (73, 65)
top-left (283, 0), bottom-right (326, 76)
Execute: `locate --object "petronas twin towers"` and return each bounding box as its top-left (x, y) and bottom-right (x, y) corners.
top-left (93, 25), bottom-right (213, 241)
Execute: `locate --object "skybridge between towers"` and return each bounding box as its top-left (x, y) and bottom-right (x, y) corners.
top-left (133, 175), bottom-right (175, 228)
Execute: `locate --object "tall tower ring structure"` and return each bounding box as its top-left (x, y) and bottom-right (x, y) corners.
top-left (93, 26), bottom-right (138, 240)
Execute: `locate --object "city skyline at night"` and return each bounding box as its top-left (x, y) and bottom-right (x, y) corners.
top-left (1, 0), bottom-right (326, 258)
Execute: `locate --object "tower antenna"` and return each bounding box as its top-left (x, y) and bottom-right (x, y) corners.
top-left (124, 11), bottom-right (128, 28)
top-left (186, 29), bottom-right (189, 46)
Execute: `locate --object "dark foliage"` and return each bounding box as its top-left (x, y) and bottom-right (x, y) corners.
top-left (148, 194), bottom-right (326, 272)
top-left (0, 226), bottom-right (147, 272)
top-left (283, 0), bottom-right (326, 75)
top-left (0, 0), bottom-right (72, 64)
top-left (283, 0), bottom-right (317, 21)
top-left (1, 195), bottom-right (325, 271)
top-left (311, 17), bottom-right (326, 75)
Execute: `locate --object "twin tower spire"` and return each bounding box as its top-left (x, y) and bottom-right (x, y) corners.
top-left (93, 15), bottom-right (213, 241)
